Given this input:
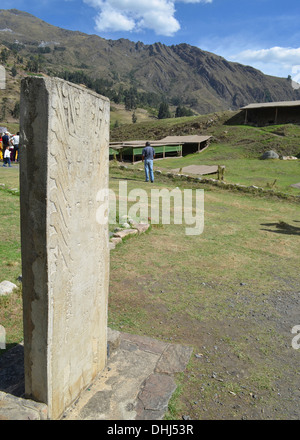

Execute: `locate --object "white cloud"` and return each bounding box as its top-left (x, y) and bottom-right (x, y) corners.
top-left (230, 46), bottom-right (300, 78)
top-left (138, 9), bottom-right (180, 36)
top-left (197, 33), bottom-right (300, 78)
top-left (94, 5), bottom-right (135, 32)
top-left (232, 47), bottom-right (300, 65)
top-left (84, 0), bottom-right (212, 36)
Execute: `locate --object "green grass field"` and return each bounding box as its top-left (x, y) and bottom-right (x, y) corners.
top-left (108, 167), bottom-right (300, 419)
top-left (129, 120), bottom-right (300, 195)
top-left (110, 104), bottom-right (156, 128)
top-left (152, 150), bottom-right (300, 194)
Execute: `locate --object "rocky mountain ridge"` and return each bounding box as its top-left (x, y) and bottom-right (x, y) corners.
top-left (0, 8), bottom-right (299, 114)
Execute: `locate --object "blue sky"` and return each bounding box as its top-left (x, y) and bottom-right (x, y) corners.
top-left (1, 0), bottom-right (300, 79)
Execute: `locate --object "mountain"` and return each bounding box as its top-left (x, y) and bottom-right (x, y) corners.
top-left (0, 8), bottom-right (299, 114)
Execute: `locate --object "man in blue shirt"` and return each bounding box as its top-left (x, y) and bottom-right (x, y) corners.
top-left (142, 141), bottom-right (155, 183)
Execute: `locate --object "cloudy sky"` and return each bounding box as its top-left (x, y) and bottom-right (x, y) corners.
top-left (1, 0), bottom-right (300, 79)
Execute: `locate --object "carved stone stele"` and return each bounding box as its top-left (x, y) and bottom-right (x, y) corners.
top-left (20, 77), bottom-right (110, 420)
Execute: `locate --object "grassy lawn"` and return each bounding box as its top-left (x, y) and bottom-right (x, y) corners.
top-left (110, 104), bottom-right (156, 128)
top-left (1, 149), bottom-right (300, 419)
top-left (152, 152), bottom-right (300, 194)
top-left (108, 169), bottom-right (300, 419)
top-left (0, 168), bottom-right (22, 349)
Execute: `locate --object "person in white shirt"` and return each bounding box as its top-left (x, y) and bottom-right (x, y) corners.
top-left (3, 146), bottom-right (12, 167)
top-left (11, 132), bottom-right (19, 162)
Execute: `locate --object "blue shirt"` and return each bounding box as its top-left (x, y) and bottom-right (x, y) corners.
top-left (142, 146), bottom-right (155, 160)
top-left (2, 134), bottom-right (10, 147)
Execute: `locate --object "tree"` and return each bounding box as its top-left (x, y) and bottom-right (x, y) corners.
top-left (171, 96), bottom-right (182, 106)
top-left (124, 87), bottom-right (137, 111)
top-left (12, 101), bottom-right (20, 119)
top-left (1, 97), bottom-right (8, 120)
top-left (132, 112), bottom-right (137, 124)
top-left (26, 56), bottom-right (39, 73)
top-left (158, 102), bottom-right (171, 119)
top-left (11, 64), bottom-right (17, 77)
top-left (175, 106), bottom-right (194, 118)
top-left (0, 48), bottom-right (9, 64)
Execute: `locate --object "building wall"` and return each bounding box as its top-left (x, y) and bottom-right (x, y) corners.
top-left (245, 106), bottom-right (300, 126)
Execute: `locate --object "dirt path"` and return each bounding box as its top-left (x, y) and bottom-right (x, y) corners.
top-left (176, 279), bottom-right (300, 420)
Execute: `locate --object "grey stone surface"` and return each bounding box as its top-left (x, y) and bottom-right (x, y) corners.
top-left (113, 229), bottom-right (138, 239)
top-left (0, 65), bottom-right (5, 90)
top-left (261, 150), bottom-right (279, 159)
top-left (64, 339), bottom-right (161, 420)
top-left (110, 237), bottom-right (122, 245)
top-left (0, 281), bottom-right (17, 296)
top-left (79, 390), bottom-right (112, 419)
top-left (132, 223), bottom-right (151, 234)
top-left (0, 332), bottom-right (192, 420)
top-left (0, 392), bottom-right (48, 420)
top-left (62, 333), bottom-right (192, 420)
top-left (155, 344), bottom-right (194, 374)
top-left (19, 76), bottom-right (110, 420)
top-left (0, 326), bottom-right (5, 350)
top-left (120, 332), bottom-right (168, 355)
top-left (107, 328), bottom-right (120, 354)
top-left (109, 224), bottom-right (149, 250)
top-left (135, 374), bottom-right (177, 420)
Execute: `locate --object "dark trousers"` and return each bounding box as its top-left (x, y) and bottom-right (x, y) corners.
top-left (12, 146), bottom-right (19, 161)
top-left (3, 157), bottom-right (11, 166)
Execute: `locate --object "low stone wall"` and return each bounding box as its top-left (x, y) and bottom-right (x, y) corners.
top-left (118, 165), bottom-right (300, 203)
top-left (109, 221), bottom-right (150, 250)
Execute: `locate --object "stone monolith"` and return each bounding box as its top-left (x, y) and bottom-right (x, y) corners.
top-left (20, 77), bottom-right (110, 420)
top-left (0, 65), bottom-right (5, 89)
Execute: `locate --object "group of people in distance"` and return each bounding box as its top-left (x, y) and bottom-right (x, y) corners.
top-left (0, 131), bottom-right (20, 167)
top-left (0, 135), bottom-right (154, 177)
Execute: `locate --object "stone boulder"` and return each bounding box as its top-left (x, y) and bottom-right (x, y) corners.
top-left (113, 229), bottom-right (138, 239)
top-left (132, 223), bottom-right (151, 234)
top-left (0, 281), bottom-right (17, 296)
top-left (261, 150), bottom-right (279, 160)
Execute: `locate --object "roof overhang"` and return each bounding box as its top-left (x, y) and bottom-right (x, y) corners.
top-left (109, 135), bottom-right (212, 149)
top-left (241, 101), bottom-right (300, 110)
